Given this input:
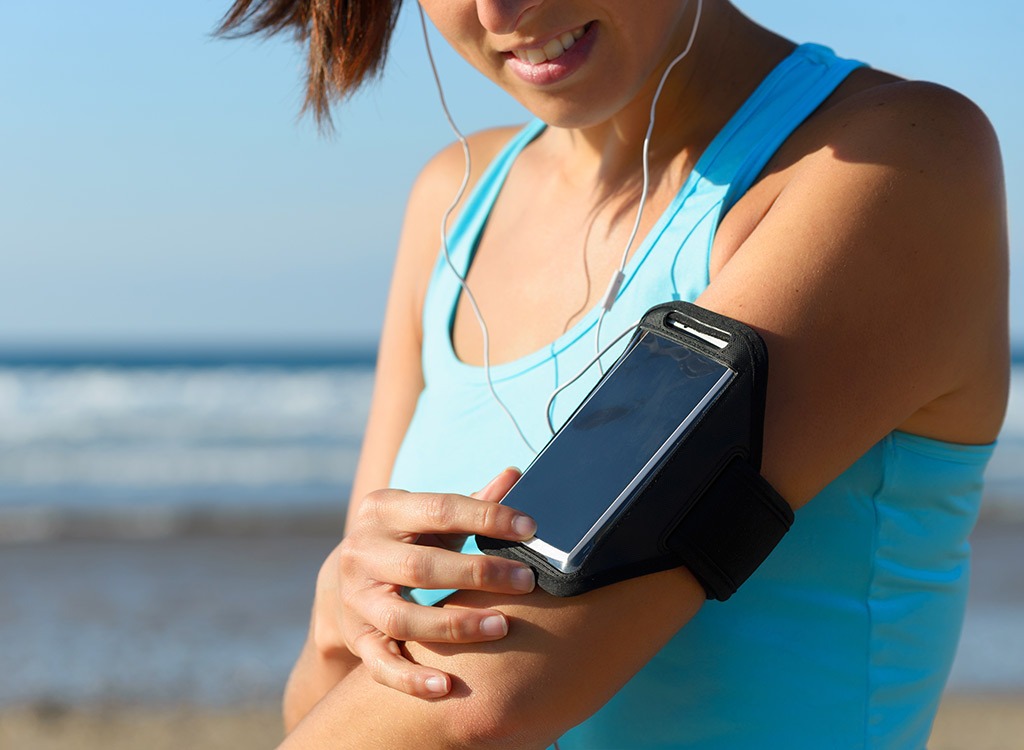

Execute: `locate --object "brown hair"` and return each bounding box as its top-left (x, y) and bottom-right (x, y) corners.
top-left (216, 0), bottom-right (402, 129)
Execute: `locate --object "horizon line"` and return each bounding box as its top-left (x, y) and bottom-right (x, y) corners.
top-left (0, 341), bottom-right (379, 368)
top-left (0, 341), bottom-right (1021, 368)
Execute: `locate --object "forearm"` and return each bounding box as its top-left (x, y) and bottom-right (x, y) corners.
top-left (283, 632), bottom-right (361, 732)
top-left (281, 661), bottom-right (517, 750)
top-left (281, 568), bottom-right (706, 748)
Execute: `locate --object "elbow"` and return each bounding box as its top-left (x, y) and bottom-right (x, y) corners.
top-left (447, 713), bottom-right (547, 749)
top-left (442, 687), bottom-right (567, 749)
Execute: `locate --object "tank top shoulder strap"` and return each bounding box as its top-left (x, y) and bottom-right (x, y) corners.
top-left (419, 119), bottom-right (545, 378)
top-left (440, 119), bottom-right (546, 281)
top-left (712, 43), bottom-right (866, 213)
top-left (420, 45), bottom-right (865, 379)
top-left (655, 43), bottom-right (866, 298)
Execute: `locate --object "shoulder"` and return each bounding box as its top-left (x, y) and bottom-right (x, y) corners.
top-left (393, 124), bottom-right (528, 327)
top-left (809, 79), bottom-right (1009, 438)
top-left (717, 73), bottom-right (1004, 269)
top-left (722, 74), bottom-right (1007, 331)
top-left (780, 72), bottom-right (1003, 224)
top-left (800, 74), bottom-right (1002, 197)
top-left (705, 75), bottom-right (1007, 476)
top-left (785, 76), bottom-right (1007, 333)
top-left (775, 76), bottom-right (1007, 301)
top-left (738, 72), bottom-right (1006, 324)
top-left (731, 67), bottom-right (1003, 216)
top-left (350, 124), bottom-right (528, 499)
top-left (410, 124), bottom-right (527, 217)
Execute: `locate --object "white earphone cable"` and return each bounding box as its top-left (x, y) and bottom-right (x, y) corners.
top-left (416, 13), bottom-right (704, 749)
top-left (594, 0), bottom-right (703, 373)
top-left (418, 5), bottom-right (538, 454)
top-left (545, 320), bottom-right (642, 435)
top-left (418, 0), bottom-right (702, 452)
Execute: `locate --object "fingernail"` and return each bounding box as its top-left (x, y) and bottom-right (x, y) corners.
top-left (512, 515), bottom-right (537, 538)
top-left (511, 566), bottom-right (535, 592)
top-left (425, 675), bottom-right (448, 694)
top-left (480, 615), bottom-right (508, 637)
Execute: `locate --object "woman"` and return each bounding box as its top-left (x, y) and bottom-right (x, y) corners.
top-left (220, 1), bottom-right (1008, 747)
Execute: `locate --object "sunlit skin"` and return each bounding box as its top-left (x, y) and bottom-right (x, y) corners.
top-left (275, 1), bottom-right (1009, 747)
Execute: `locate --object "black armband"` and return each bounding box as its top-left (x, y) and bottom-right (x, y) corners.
top-left (477, 301), bottom-right (793, 601)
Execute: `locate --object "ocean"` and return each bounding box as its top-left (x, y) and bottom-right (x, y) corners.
top-left (0, 349), bottom-right (376, 544)
top-left (1, 351), bottom-right (1022, 708)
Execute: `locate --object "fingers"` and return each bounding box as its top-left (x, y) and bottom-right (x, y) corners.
top-left (359, 486), bottom-right (536, 541)
top-left (335, 472), bottom-right (536, 703)
top-left (346, 593), bottom-right (525, 699)
top-left (350, 537), bottom-right (535, 594)
top-left (349, 631), bottom-right (453, 699)
top-left (425, 468), bottom-right (523, 552)
top-left (471, 467), bottom-right (522, 502)
top-left (362, 593), bottom-right (513, 644)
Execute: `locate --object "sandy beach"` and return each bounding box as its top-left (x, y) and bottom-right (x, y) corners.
top-left (930, 694), bottom-right (1024, 750)
top-left (1, 692), bottom-right (1021, 749)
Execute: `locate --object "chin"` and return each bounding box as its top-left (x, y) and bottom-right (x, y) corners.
top-left (509, 88), bottom-right (628, 130)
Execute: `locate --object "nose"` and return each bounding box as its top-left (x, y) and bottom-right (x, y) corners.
top-left (476, 0), bottom-right (544, 35)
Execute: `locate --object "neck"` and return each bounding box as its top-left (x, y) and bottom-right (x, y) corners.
top-left (545, 2), bottom-right (793, 196)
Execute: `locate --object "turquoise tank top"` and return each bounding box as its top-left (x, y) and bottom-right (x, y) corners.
top-left (390, 44), bottom-right (995, 749)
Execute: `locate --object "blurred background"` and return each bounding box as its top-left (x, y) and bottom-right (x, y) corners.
top-left (1, 1), bottom-right (1021, 747)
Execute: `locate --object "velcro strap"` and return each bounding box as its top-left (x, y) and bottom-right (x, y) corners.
top-left (666, 458), bottom-right (794, 601)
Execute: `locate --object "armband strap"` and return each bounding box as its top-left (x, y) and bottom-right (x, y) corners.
top-left (666, 457), bottom-right (794, 601)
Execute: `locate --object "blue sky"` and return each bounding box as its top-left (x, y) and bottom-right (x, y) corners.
top-left (2, 1), bottom-right (1021, 347)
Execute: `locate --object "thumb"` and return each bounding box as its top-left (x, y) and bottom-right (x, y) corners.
top-left (471, 467), bottom-right (522, 503)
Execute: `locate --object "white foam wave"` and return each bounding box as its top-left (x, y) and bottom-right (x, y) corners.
top-left (0, 445), bottom-right (361, 486)
top-left (1, 364), bottom-right (1021, 521)
top-left (0, 367), bottom-right (374, 443)
top-left (1000, 367), bottom-right (1024, 440)
top-left (981, 367), bottom-right (1024, 511)
top-left (0, 366), bottom-right (373, 502)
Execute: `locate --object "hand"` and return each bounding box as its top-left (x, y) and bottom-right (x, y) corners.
top-left (312, 468), bottom-right (536, 699)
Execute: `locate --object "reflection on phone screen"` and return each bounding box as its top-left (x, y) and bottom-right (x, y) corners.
top-left (504, 331), bottom-right (733, 569)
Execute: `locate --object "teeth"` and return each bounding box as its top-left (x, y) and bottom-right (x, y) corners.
top-left (512, 24), bottom-right (586, 65)
top-left (542, 38), bottom-right (564, 60)
top-left (525, 48), bottom-right (547, 64)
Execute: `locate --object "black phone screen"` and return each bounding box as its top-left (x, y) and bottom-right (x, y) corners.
top-left (501, 331), bottom-right (733, 569)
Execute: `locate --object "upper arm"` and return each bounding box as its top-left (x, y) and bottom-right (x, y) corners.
top-left (440, 86), bottom-right (1005, 739)
top-left (288, 569), bottom-right (706, 749)
top-left (699, 81), bottom-right (1008, 506)
top-left (308, 87), bottom-right (1008, 748)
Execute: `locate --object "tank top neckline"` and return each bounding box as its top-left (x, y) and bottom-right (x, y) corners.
top-left (439, 44), bottom-right (833, 381)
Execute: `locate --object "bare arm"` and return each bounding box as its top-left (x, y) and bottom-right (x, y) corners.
top-left (281, 152), bottom-right (431, 729)
top-left (283, 126), bottom-right (530, 728)
top-left (280, 84), bottom-right (1008, 748)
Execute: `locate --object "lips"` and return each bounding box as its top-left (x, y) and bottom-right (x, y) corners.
top-left (503, 22), bottom-right (596, 86)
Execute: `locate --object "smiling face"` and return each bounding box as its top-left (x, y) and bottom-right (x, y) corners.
top-left (419, 0), bottom-right (701, 128)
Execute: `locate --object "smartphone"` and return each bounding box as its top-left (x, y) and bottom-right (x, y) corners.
top-left (500, 327), bottom-right (735, 573)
